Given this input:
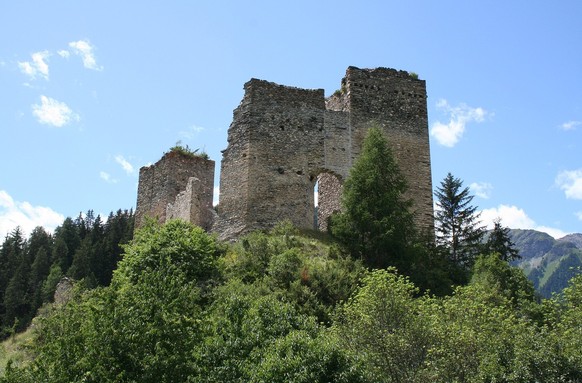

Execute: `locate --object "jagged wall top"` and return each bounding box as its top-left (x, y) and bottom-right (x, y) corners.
top-left (135, 66), bottom-right (434, 240)
top-left (216, 66), bottom-right (433, 238)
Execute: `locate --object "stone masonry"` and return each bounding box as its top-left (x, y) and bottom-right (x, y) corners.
top-left (135, 150), bottom-right (215, 231)
top-left (135, 66), bottom-right (434, 240)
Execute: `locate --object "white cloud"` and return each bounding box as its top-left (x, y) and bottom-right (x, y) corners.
top-left (18, 50), bottom-right (50, 80)
top-left (561, 120), bottom-right (581, 131)
top-left (0, 190), bottom-right (64, 240)
top-left (69, 40), bottom-right (102, 71)
top-left (115, 155), bottom-right (134, 175)
top-left (470, 182), bottom-right (493, 199)
top-left (576, 211), bottom-right (582, 221)
top-left (32, 95), bottom-right (79, 127)
top-left (480, 204), bottom-right (568, 239)
top-left (57, 49), bottom-right (70, 58)
top-left (100, 171), bottom-right (117, 183)
top-left (556, 169), bottom-right (582, 199)
top-left (179, 125), bottom-right (205, 139)
top-left (430, 99), bottom-right (489, 147)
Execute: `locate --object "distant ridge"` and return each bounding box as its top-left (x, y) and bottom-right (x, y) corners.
top-left (510, 229), bottom-right (582, 297)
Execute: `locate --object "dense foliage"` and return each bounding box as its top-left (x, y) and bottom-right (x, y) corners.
top-left (2, 220), bottom-right (582, 382)
top-left (1, 129), bottom-right (580, 380)
top-left (330, 127), bottom-right (452, 295)
top-left (0, 209), bottom-right (134, 336)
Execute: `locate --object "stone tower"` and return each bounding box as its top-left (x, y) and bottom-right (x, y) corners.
top-left (135, 150), bottom-right (215, 231)
top-left (215, 66), bottom-right (433, 239)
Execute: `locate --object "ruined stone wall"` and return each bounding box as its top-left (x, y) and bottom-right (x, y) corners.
top-left (136, 66), bottom-right (434, 240)
top-left (342, 67), bottom-right (434, 232)
top-left (316, 173), bottom-right (342, 231)
top-left (216, 66), bottom-right (433, 239)
top-left (166, 176), bottom-right (214, 231)
top-left (135, 151), bottom-right (215, 229)
top-left (216, 79), bottom-right (326, 238)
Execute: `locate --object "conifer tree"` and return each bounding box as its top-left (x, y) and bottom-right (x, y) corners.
top-left (434, 173), bottom-right (485, 272)
top-left (435, 173), bottom-right (485, 278)
top-left (330, 127), bottom-right (416, 270)
top-left (485, 218), bottom-right (520, 262)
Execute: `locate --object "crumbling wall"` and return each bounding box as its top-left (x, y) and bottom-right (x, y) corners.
top-left (136, 66), bottom-right (434, 241)
top-left (342, 67), bottom-right (434, 231)
top-left (166, 176), bottom-right (214, 231)
top-left (316, 172), bottom-right (343, 231)
top-left (215, 79), bottom-right (327, 238)
top-left (216, 66), bottom-right (433, 239)
top-left (135, 151), bottom-right (215, 229)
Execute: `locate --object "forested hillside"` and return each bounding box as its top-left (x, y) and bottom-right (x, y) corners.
top-left (1, 219), bottom-right (581, 382)
top-left (0, 210), bottom-right (134, 336)
top-left (511, 229), bottom-right (582, 297)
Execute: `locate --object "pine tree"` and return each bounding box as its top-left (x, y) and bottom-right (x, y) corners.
top-left (434, 173), bottom-right (485, 272)
top-left (330, 127), bottom-right (416, 270)
top-left (485, 218), bottom-right (520, 262)
top-left (0, 228), bottom-right (25, 330)
top-left (53, 217), bottom-right (80, 272)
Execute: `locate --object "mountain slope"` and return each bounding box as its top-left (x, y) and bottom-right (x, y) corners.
top-left (509, 229), bottom-right (582, 298)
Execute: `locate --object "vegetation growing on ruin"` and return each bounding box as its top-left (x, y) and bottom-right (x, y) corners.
top-left (167, 141), bottom-right (209, 160)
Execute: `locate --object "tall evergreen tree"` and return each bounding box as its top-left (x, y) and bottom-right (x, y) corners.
top-left (99, 209), bottom-right (134, 285)
top-left (3, 262), bottom-right (30, 331)
top-left (434, 173), bottom-right (485, 273)
top-left (25, 227), bottom-right (53, 314)
top-left (485, 218), bottom-right (520, 262)
top-left (0, 228), bottom-right (25, 329)
top-left (29, 248), bottom-right (51, 310)
top-left (330, 127), bottom-right (416, 270)
top-left (53, 217), bottom-right (80, 272)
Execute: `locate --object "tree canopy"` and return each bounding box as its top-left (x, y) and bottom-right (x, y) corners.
top-left (2, 220), bottom-right (582, 382)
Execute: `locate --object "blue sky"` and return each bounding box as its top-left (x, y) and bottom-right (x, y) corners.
top-left (1, 1), bottom-right (581, 239)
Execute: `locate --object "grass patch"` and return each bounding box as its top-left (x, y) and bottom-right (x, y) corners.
top-left (0, 326), bottom-right (35, 376)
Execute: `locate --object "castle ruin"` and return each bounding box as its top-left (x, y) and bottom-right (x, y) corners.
top-left (135, 66), bottom-right (434, 240)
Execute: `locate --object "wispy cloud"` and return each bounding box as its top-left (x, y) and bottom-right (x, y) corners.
top-left (576, 211), bottom-right (582, 221)
top-left (0, 190), bottom-right (64, 239)
top-left (556, 169), bottom-right (582, 200)
top-left (100, 171), bottom-right (117, 184)
top-left (430, 99), bottom-right (489, 147)
top-left (480, 204), bottom-right (568, 239)
top-left (470, 182), bottom-right (493, 199)
top-left (32, 95), bottom-right (79, 127)
top-left (68, 40), bottom-right (102, 71)
top-left (57, 50), bottom-right (70, 58)
top-left (179, 125), bottom-right (205, 139)
top-left (18, 50), bottom-right (50, 80)
top-left (561, 120), bottom-right (581, 131)
top-left (115, 155), bottom-right (134, 175)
